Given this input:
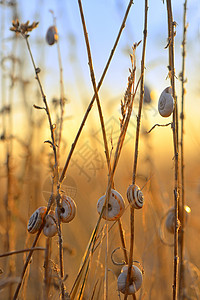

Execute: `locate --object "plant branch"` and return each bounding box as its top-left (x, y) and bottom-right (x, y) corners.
top-left (59, 0), bottom-right (134, 184)
top-left (166, 1), bottom-right (180, 299)
top-left (124, 2), bottom-right (148, 299)
top-left (179, 0), bottom-right (188, 298)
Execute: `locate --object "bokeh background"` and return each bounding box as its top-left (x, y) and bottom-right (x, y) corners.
top-left (0, 0), bottom-right (200, 299)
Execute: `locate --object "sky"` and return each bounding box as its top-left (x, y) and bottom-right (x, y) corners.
top-left (0, 0), bottom-right (200, 155)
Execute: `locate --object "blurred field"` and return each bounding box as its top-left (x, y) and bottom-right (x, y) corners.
top-left (0, 0), bottom-right (200, 299)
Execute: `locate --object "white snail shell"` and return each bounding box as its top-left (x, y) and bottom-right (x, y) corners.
top-left (27, 206), bottom-right (47, 234)
top-left (158, 87), bottom-right (174, 117)
top-left (43, 210), bottom-right (57, 238)
top-left (97, 189), bottom-right (125, 221)
top-left (46, 26), bottom-right (58, 46)
top-left (117, 265), bottom-right (143, 295)
top-left (127, 184), bottom-right (144, 209)
top-left (55, 195), bottom-right (76, 223)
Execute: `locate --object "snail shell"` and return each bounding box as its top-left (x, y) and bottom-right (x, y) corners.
top-left (117, 265), bottom-right (143, 295)
top-left (158, 87), bottom-right (174, 117)
top-left (27, 206), bottom-right (47, 234)
top-left (97, 189), bottom-right (125, 221)
top-left (127, 184), bottom-right (144, 209)
top-left (43, 210), bottom-right (57, 238)
top-left (46, 26), bottom-right (58, 45)
top-left (55, 195), bottom-right (76, 223)
top-left (165, 207), bottom-right (175, 234)
top-left (165, 206), bottom-right (190, 234)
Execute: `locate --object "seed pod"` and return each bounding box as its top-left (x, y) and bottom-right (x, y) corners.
top-left (46, 26), bottom-right (58, 45)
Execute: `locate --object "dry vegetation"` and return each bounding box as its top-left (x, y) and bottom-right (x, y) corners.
top-left (0, 0), bottom-right (200, 299)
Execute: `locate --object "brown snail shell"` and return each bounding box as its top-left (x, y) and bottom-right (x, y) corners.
top-left (127, 184), bottom-right (144, 209)
top-left (43, 210), bottom-right (57, 238)
top-left (97, 189), bottom-right (125, 221)
top-left (117, 265), bottom-right (143, 294)
top-left (27, 206), bottom-right (47, 234)
top-left (158, 87), bottom-right (174, 117)
top-left (46, 26), bottom-right (58, 45)
top-left (55, 195), bottom-right (76, 223)
top-left (165, 206), bottom-right (190, 234)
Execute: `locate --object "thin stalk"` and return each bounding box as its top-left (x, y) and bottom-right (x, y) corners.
top-left (77, 0), bottom-right (110, 170)
top-left (0, 247), bottom-right (45, 258)
top-left (166, 1), bottom-right (180, 299)
top-left (59, 0), bottom-right (134, 184)
top-left (43, 238), bottom-right (52, 300)
top-left (179, 0), bottom-right (188, 298)
top-left (70, 58), bottom-right (139, 299)
top-left (13, 227), bottom-right (43, 300)
top-left (124, 1), bottom-right (148, 299)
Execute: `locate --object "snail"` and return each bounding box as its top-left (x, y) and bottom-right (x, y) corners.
top-left (117, 264), bottom-right (143, 295)
top-left (127, 184), bottom-right (144, 209)
top-left (97, 189), bottom-right (125, 221)
top-left (27, 206), bottom-right (47, 234)
top-left (46, 26), bottom-right (58, 45)
top-left (158, 87), bottom-right (174, 117)
top-left (55, 195), bottom-right (76, 223)
top-left (43, 210), bottom-right (57, 238)
top-left (165, 205), bottom-right (191, 234)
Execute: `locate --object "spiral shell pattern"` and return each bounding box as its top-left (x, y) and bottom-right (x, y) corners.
top-left (117, 265), bottom-right (143, 295)
top-left (97, 189), bottom-right (125, 221)
top-left (27, 206), bottom-right (47, 234)
top-left (55, 195), bottom-right (76, 223)
top-left (127, 184), bottom-right (144, 209)
top-left (46, 26), bottom-right (58, 46)
top-left (158, 87), bottom-right (174, 117)
top-left (43, 210), bottom-right (57, 238)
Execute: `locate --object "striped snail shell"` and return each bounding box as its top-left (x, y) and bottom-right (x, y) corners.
top-left (165, 206), bottom-right (190, 234)
top-left (158, 87), bottom-right (174, 117)
top-left (27, 206), bottom-right (47, 234)
top-left (127, 184), bottom-right (144, 209)
top-left (97, 189), bottom-right (125, 221)
top-left (117, 265), bottom-right (143, 295)
top-left (43, 210), bottom-right (57, 238)
top-left (46, 26), bottom-right (58, 45)
top-left (55, 195), bottom-right (76, 223)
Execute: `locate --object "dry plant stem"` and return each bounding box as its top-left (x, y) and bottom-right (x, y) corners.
top-left (59, 0), bottom-right (134, 184)
top-left (147, 122), bottom-right (172, 133)
top-left (43, 238), bottom-right (52, 300)
top-left (166, 1), bottom-right (179, 299)
top-left (118, 219), bottom-right (128, 263)
top-left (78, 0), bottom-right (110, 169)
top-left (77, 3), bottom-right (111, 296)
top-left (52, 13), bottom-right (65, 156)
top-left (125, 1), bottom-right (148, 299)
top-left (0, 247), bottom-right (46, 258)
top-left (13, 227), bottom-right (43, 300)
top-left (14, 34), bottom-right (65, 299)
top-left (179, 0), bottom-right (187, 298)
top-left (24, 37), bottom-right (58, 172)
top-left (70, 61), bottom-right (139, 300)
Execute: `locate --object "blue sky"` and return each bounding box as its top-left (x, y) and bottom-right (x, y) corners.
top-left (1, 0), bottom-right (200, 135)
